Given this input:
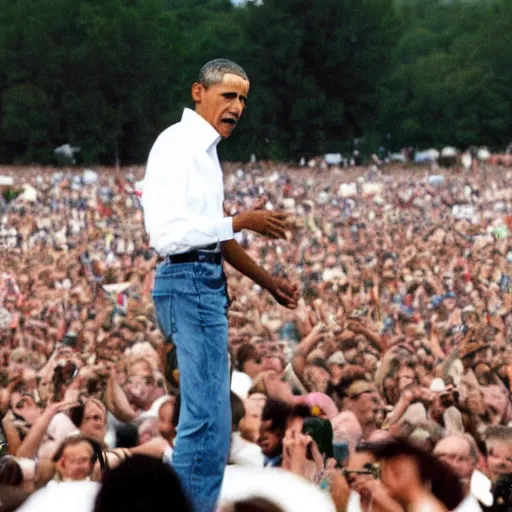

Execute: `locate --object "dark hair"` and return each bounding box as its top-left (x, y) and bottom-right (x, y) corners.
top-left (231, 391), bottom-right (246, 429)
top-left (291, 404), bottom-right (312, 419)
top-left (232, 498), bottom-right (285, 512)
top-left (0, 457), bottom-right (23, 486)
top-left (237, 343), bottom-right (259, 371)
top-left (342, 339), bottom-right (359, 351)
top-left (115, 423), bottom-right (139, 449)
top-left (364, 438), bottom-right (465, 510)
top-left (261, 399), bottom-right (293, 435)
top-left (302, 417), bottom-right (334, 459)
top-left (52, 435), bottom-right (99, 466)
top-left (94, 455), bottom-right (192, 512)
top-left (334, 365), bottom-right (368, 398)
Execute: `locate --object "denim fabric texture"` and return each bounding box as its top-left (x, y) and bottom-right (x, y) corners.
top-left (153, 260), bottom-right (230, 512)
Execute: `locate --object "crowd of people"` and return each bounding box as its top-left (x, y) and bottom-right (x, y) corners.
top-left (0, 161), bottom-right (511, 512)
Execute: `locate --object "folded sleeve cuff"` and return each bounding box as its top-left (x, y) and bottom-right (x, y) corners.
top-left (216, 216), bottom-right (234, 242)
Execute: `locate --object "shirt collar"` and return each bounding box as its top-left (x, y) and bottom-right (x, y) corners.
top-left (181, 108), bottom-right (222, 151)
top-left (264, 454), bottom-right (282, 467)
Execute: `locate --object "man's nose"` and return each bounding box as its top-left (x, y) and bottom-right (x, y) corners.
top-left (230, 99), bottom-right (244, 117)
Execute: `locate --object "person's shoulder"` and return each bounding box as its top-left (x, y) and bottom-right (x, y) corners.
top-left (147, 121), bottom-right (196, 170)
top-left (149, 121), bottom-right (185, 153)
top-left (152, 112), bottom-right (203, 152)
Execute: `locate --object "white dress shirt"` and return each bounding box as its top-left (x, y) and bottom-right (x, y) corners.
top-left (142, 108), bottom-right (234, 256)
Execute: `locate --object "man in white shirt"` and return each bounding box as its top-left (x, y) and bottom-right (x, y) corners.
top-left (143, 58), bottom-right (299, 512)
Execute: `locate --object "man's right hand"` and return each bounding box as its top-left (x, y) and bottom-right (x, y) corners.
top-left (233, 210), bottom-right (292, 239)
top-left (269, 278), bottom-right (300, 309)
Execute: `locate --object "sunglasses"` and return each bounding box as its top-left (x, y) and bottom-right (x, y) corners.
top-left (343, 463), bottom-right (380, 480)
top-left (348, 389), bottom-right (374, 400)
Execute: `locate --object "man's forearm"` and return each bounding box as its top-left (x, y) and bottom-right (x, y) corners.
top-left (221, 239), bottom-right (274, 290)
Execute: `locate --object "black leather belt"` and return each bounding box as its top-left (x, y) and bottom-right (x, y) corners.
top-left (159, 244), bottom-right (222, 265)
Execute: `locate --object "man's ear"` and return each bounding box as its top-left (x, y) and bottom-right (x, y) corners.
top-left (56, 456), bottom-right (66, 475)
top-left (191, 82), bottom-right (204, 104)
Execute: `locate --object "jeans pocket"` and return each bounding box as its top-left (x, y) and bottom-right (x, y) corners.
top-left (153, 294), bottom-right (177, 341)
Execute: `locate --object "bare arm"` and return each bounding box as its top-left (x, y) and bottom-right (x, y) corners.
top-left (105, 373), bottom-right (138, 424)
top-left (222, 239), bottom-right (298, 309)
top-left (291, 324), bottom-right (325, 387)
top-left (17, 402), bottom-right (76, 459)
top-left (222, 239), bottom-right (275, 290)
top-left (347, 320), bottom-right (387, 353)
top-left (2, 415), bottom-right (21, 455)
top-left (429, 327), bottom-right (446, 360)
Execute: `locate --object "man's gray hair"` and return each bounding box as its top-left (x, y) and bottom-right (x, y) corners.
top-left (462, 433), bottom-right (480, 463)
top-left (484, 425), bottom-right (512, 444)
top-left (434, 433), bottom-right (479, 463)
top-left (198, 59), bottom-right (248, 88)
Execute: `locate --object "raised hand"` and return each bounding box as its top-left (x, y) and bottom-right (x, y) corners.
top-left (282, 428), bottom-right (311, 474)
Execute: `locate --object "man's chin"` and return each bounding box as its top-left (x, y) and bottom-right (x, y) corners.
top-left (219, 130), bottom-right (234, 139)
top-left (217, 123), bottom-right (236, 138)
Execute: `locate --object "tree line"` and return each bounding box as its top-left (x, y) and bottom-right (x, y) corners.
top-left (0, 0), bottom-right (510, 165)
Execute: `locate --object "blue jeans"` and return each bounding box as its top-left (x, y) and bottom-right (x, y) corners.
top-left (153, 261), bottom-right (231, 512)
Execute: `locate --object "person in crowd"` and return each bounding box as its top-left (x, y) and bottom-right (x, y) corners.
top-left (434, 434), bottom-right (491, 510)
top-left (367, 438), bottom-right (466, 512)
top-left (52, 435), bottom-right (98, 482)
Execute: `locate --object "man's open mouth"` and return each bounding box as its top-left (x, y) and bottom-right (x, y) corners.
top-left (222, 118), bottom-right (237, 126)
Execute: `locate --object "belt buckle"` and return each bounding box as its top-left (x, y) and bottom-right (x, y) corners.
top-left (198, 252), bottom-right (207, 263)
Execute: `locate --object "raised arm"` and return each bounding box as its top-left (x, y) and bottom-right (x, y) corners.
top-left (346, 319), bottom-right (387, 353)
top-left (105, 371), bottom-right (138, 424)
top-left (17, 401), bottom-right (77, 459)
top-left (292, 323), bottom-right (326, 387)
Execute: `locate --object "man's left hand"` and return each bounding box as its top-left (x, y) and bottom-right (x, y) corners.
top-left (269, 278), bottom-right (299, 309)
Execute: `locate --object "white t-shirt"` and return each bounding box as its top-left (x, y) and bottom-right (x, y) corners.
top-left (16, 481), bottom-right (100, 512)
top-left (230, 432), bottom-right (264, 468)
top-left (220, 466), bottom-right (336, 512)
top-left (454, 495), bottom-right (483, 512)
top-left (231, 370), bottom-right (252, 400)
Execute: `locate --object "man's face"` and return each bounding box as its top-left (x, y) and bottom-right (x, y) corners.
top-left (343, 451), bottom-right (377, 489)
top-left (397, 365), bottom-right (415, 392)
top-left (434, 437), bottom-right (475, 482)
top-left (261, 356), bottom-right (283, 375)
top-left (482, 385), bottom-right (509, 425)
top-left (258, 419), bottom-right (283, 458)
top-left (306, 365), bottom-right (331, 393)
top-left (158, 400), bottom-right (176, 443)
top-left (81, 402), bottom-right (106, 442)
top-left (60, 442), bottom-right (94, 481)
top-left (346, 389), bottom-right (379, 428)
top-left (192, 73), bottom-right (250, 139)
top-left (125, 374), bottom-right (156, 408)
top-left (487, 440), bottom-right (512, 483)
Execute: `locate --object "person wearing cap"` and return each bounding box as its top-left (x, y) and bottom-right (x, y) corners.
top-left (143, 59), bottom-right (299, 511)
top-left (336, 377), bottom-right (380, 440)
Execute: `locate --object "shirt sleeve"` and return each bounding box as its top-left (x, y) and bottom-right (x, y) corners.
top-left (143, 140), bottom-right (233, 255)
